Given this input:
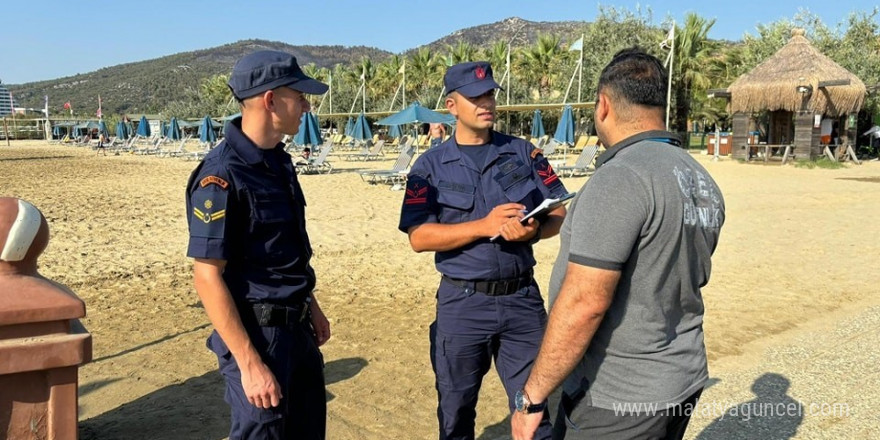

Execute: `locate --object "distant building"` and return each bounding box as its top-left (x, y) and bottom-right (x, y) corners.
top-left (0, 81), bottom-right (14, 117)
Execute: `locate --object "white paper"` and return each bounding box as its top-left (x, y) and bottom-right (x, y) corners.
top-left (489, 192), bottom-right (576, 242)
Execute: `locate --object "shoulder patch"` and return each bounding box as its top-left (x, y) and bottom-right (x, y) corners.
top-left (200, 175), bottom-right (229, 190)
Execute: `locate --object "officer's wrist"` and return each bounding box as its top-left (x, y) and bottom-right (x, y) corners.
top-left (529, 221), bottom-right (543, 244)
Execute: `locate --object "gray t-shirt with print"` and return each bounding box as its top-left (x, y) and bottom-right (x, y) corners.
top-left (549, 131), bottom-right (725, 411)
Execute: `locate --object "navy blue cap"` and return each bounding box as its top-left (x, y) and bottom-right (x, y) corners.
top-left (444, 61), bottom-right (503, 98)
top-left (228, 50), bottom-right (328, 99)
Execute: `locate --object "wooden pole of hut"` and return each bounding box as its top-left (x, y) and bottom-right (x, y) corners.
top-left (3, 118), bottom-right (9, 146)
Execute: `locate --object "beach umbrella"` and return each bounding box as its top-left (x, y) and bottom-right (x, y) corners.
top-left (530, 110), bottom-right (545, 138)
top-left (554, 105), bottom-right (576, 160)
top-left (376, 101), bottom-right (455, 126)
top-left (294, 111), bottom-right (322, 147)
top-left (136, 116), bottom-right (150, 137)
top-left (389, 124), bottom-right (402, 138)
top-left (344, 117), bottom-right (355, 136)
top-left (98, 120), bottom-right (110, 138)
top-left (115, 121), bottom-right (128, 139)
top-left (553, 105), bottom-right (574, 145)
top-left (199, 116), bottom-right (218, 144)
top-left (165, 117), bottom-right (182, 140)
top-left (351, 112), bottom-right (372, 141)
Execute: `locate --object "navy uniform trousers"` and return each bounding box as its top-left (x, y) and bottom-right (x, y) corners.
top-left (210, 318), bottom-right (325, 440)
top-left (431, 278), bottom-right (553, 440)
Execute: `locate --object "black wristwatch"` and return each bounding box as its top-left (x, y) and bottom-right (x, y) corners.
top-left (515, 389), bottom-right (547, 414)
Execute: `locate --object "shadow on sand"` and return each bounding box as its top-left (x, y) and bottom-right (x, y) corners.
top-left (694, 373), bottom-right (803, 440)
top-left (79, 357), bottom-right (367, 440)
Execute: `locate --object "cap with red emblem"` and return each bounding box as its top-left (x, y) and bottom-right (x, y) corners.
top-left (443, 61), bottom-right (503, 98)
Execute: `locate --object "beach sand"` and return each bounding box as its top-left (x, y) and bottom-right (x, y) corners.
top-left (1, 140), bottom-right (878, 439)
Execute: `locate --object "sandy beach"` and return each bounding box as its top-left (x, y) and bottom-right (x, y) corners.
top-left (1, 140), bottom-right (878, 439)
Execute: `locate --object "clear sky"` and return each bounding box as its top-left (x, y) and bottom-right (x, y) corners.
top-left (0, 1), bottom-right (866, 85)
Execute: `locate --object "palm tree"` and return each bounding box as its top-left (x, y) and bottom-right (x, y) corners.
top-left (670, 13), bottom-right (717, 133)
top-left (376, 55), bottom-right (406, 110)
top-left (482, 40), bottom-right (509, 70)
top-left (441, 41), bottom-right (477, 66)
top-left (407, 47), bottom-right (443, 106)
top-left (301, 64), bottom-right (332, 111)
top-left (515, 34), bottom-right (564, 100)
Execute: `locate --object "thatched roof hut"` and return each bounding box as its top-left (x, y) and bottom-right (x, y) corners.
top-left (728, 29), bottom-right (866, 117)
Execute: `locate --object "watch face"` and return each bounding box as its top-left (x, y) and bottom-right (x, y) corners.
top-left (515, 390), bottom-right (525, 411)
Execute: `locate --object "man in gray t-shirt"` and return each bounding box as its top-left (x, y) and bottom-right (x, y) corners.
top-left (512, 48), bottom-right (724, 440)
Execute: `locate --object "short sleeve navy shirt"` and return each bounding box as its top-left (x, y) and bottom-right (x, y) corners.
top-left (398, 131), bottom-right (567, 280)
top-left (186, 118), bottom-right (315, 305)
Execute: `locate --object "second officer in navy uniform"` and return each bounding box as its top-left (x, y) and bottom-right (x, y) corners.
top-left (186, 50), bottom-right (331, 440)
top-left (399, 61), bottom-right (569, 440)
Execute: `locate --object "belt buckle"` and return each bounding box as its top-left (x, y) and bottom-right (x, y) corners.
top-left (257, 304), bottom-right (273, 326)
top-left (299, 297), bottom-right (312, 323)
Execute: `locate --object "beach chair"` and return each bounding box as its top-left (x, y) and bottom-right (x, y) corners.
top-left (557, 145), bottom-right (600, 177)
top-left (541, 139), bottom-right (559, 157)
top-left (134, 137), bottom-right (164, 155)
top-left (296, 143), bottom-right (333, 174)
top-left (159, 135), bottom-right (192, 157)
top-left (185, 142), bottom-right (214, 161)
top-left (343, 140), bottom-right (385, 161)
top-left (359, 144), bottom-right (415, 185)
top-left (570, 135), bottom-right (590, 153)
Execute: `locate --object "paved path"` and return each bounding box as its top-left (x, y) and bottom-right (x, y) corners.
top-left (685, 300), bottom-right (880, 439)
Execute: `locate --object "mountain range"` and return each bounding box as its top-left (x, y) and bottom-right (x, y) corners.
top-left (7, 17), bottom-right (587, 116)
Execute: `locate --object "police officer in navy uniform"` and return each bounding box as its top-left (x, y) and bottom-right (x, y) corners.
top-left (186, 50), bottom-right (331, 440)
top-left (399, 61), bottom-right (568, 440)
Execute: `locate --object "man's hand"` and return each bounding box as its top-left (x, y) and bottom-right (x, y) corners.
top-left (310, 298), bottom-right (331, 346)
top-left (511, 410), bottom-right (544, 440)
top-left (500, 217), bottom-right (539, 242)
top-left (481, 203), bottom-right (525, 237)
top-left (240, 359), bottom-right (282, 409)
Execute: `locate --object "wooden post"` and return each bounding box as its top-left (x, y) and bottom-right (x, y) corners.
top-left (793, 112), bottom-right (815, 160)
top-left (731, 112), bottom-right (749, 160)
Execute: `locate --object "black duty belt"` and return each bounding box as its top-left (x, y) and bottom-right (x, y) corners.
top-left (442, 270), bottom-right (534, 296)
top-left (251, 299), bottom-right (310, 327)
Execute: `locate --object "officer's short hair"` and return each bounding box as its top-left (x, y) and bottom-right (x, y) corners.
top-left (597, 47), bottom-right (667, 110)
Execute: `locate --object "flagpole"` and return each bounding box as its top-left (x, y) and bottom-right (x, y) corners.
top-left (44, 95), bottom-right (51, 141)
top-left (665, 23), bottom-right (675, 130)
top-left (402, 59), bottom-right (406, 109)
top-left (577, 33), bottom-right (584, 105)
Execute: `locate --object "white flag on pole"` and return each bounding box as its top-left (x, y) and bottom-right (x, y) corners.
top-left (568, 36), bottom-right (583, 52)
top-left (661, 26), bottom-right (674, 49)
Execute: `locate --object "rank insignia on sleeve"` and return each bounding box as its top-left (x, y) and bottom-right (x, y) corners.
top-left (189, 189), bottom-right (228, 238)
top-left (536, 162), bottom-right (559, 186)
top-left (200, 175), bottom-right (229, 189)
top-left (405, 183), bottom-right (428, 205)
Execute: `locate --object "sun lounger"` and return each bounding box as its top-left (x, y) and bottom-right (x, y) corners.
top-left (343, 140), bottom-right (385, 161)
top-left (296, 143), bottom-right (333, 174)
top-left (359, 143), bottom-right (415, 185)
top-left (557, 145), bottom-right (600, 177)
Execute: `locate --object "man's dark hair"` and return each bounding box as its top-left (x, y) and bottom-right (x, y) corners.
top-left (597, 47), bottom-right (668, 109)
